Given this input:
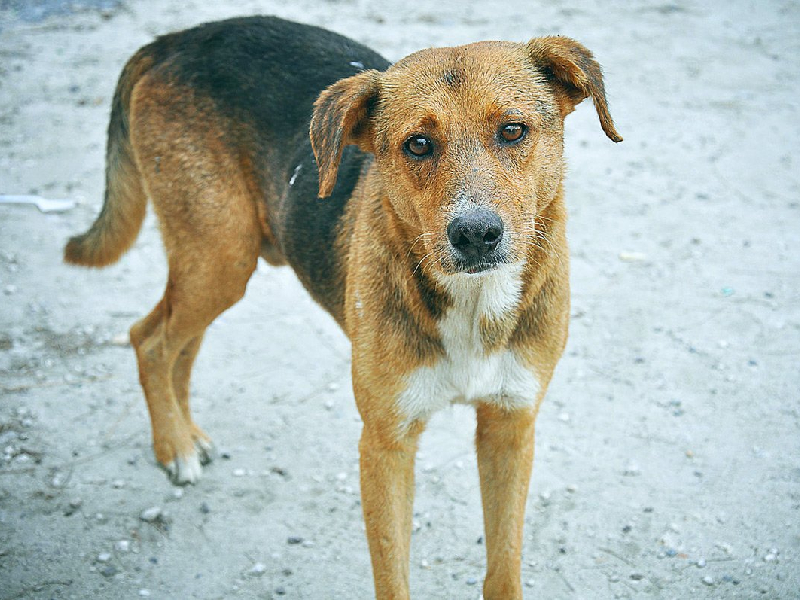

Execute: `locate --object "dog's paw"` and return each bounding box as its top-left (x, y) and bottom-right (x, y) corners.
top-left (162, 450), bottom-right (204, 485)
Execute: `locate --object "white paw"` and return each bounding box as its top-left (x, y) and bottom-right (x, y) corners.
top-left (164, 450), bottom-right (203, 485)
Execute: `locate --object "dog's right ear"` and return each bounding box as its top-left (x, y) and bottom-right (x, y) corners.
top-left (310, 70), bottom-right (382, 198)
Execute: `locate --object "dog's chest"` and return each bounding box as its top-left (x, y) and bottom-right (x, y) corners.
top-left (396, 266), bottom-right (540, 423)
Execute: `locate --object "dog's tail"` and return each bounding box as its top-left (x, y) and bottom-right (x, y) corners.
top-left (64, 47), bottom-right (155, 267)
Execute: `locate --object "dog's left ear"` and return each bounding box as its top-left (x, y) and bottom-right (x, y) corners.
top-left (527, 36), bottom-right (622, 142)
top-left (310, 70), bottom-right (382, 198)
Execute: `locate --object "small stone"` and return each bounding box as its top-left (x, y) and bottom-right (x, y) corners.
top-left (619, 251), bottom-right (648, 262)
top-left (100, 565), bottom-right (118, 578)
top-left (200, 502), bottom-right (211, 514)
top-left (465, 577), bottom-right (478, 586)
top-left (702, 575), bottom-right (714, 586)
top-left (525, 579), bottom-right (535, 588)
top-left (110, 333), bottom-right (129, 346)
top-left (249, 562), bottom-right (267, 576)
top-left (623, 461), bottom-right (641, 476)
top-left (608, 574), bottom-right (620, 583)
top-left (327, 382), bottom-right (340, 392)
top-left (4, 285), bottom-right (17, 295)
top-left (140, 506), bottom-right (162, 522)
top-left (112, 479), bottom-right (125, 489)
top-left (275, 587), bottom-right (286, 596)
top-left (566, 484), bottom-right (577, 493)
top-left (301, 540), bottom-right (315, 548)
top-left (630, 573), bottom-right (644, 581)
top-left (697, 558), bottom-right (706, 568)
top-left (115, 540), bottom-right (130, 553)
top-left (287, 536), bottom-right (304, 545)
top-left (138, 590), bottom-right (151, 597)
top-left (172, 489), bottom-right (184, 499)
top-left (233, 468), bottom-right (246, 477)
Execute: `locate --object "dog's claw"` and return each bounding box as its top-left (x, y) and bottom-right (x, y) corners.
top-left (195, 439), bottom-right (215, 466)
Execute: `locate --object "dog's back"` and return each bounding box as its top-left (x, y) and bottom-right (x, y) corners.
top-left (66, 16), bottom-right (389, 320)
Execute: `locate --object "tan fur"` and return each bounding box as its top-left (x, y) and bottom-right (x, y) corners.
top-left (67, 26), bottom-right (619, 600)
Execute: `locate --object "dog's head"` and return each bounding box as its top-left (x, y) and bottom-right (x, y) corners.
top-left (311, 37), bottom-right (621, 277)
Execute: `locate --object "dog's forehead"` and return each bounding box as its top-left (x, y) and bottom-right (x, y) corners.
top-left (380, 42), bottom-right (553, 121)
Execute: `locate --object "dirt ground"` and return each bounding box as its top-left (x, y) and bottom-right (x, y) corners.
top-left (1, 1), bottom-right (798, 598)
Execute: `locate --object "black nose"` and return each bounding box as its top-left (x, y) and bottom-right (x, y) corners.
top-left (447, 209), bottom-right (504, 261)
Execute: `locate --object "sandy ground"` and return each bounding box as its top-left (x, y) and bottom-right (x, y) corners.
top-left (0, 0), bottom-right (798, 598)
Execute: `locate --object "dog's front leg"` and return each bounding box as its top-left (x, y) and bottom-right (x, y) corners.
top-left (476, 403), bottom-right (537, 600)
top-left (358, 410), bottom-right (424, 600)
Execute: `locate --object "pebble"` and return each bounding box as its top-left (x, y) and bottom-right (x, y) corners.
top-left (172, 489), bottom-right (184, 500)
top-left (702, 575), bottom-right (714, 586)
top-left (112, 479), bottom-right (126, 489)
top-left (696, 558), bottom-right (706, 568)
top-left (110, 333), bottom-right (129, 346)
top-left (233, 468), bottom-right (246, 477)
top-left (623, 461), bottom-right (641, 476)
top-left (275, 586), bottom-right (286, 595)
top-left (200, 502), bottom-right (211, 514)
top-left (525, 579), bottom-right (535, 588)
top-left (140, 506), bottom-right (162, 522)
top-left (115, 540), bottom-right (130, 553)
top-left (97, 552), bottom-right (112, 563)
top-left (139, 590), bottom-right (151, 598)
top-left (465, 577), bottom-right (478, 586)
top-left (4, 284), bottom-right (17, 295)
top-left (249, 562), bottom-right (267, 576)
top-left (287, 536), bottom-right (304, 545)
top-left (630, 573), bottom-right (644, 581)
top-left (619, 251), bottom-right (648, 262)
top-left (100, 565), bottom-right (118, 578)
top-left (64, 498), bottom-right (83, 516)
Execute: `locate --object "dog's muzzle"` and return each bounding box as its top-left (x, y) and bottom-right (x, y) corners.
top-left (446, 208), bottom-right (505, 273)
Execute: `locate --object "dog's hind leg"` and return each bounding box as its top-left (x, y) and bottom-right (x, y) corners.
top-left (130, 246), bottom-right (257, 484)
top-left (128, 77), bottom-right (262, 484)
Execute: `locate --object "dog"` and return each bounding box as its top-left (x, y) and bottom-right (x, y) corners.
top-left (64, 16), bottom-right (621, 599)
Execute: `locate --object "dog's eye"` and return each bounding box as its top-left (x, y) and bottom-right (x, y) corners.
top-left (404, 135), bottom-right (434, 158)
top-left (499, 123), bottom-right (527, 144)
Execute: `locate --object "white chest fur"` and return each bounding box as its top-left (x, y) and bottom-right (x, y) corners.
top-left (395, 263), bottom-right (540, 425)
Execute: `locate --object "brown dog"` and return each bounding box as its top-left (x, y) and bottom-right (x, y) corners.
top-left (65, 16), bottom-right (620, 599)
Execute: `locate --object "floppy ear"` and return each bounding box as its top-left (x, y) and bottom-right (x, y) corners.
top-left (310, 70), bottom-right (382, 198)
top-left (527, 36), bottom-right (622, 142)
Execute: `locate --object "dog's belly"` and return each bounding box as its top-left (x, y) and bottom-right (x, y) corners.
top-left (395, 264), bottom-right (540, 424)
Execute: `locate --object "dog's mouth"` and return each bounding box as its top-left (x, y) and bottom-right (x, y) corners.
top-left (464, 262), bottom-right (498, 275)
top-left (450, 256), bottom-right (504, 275)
